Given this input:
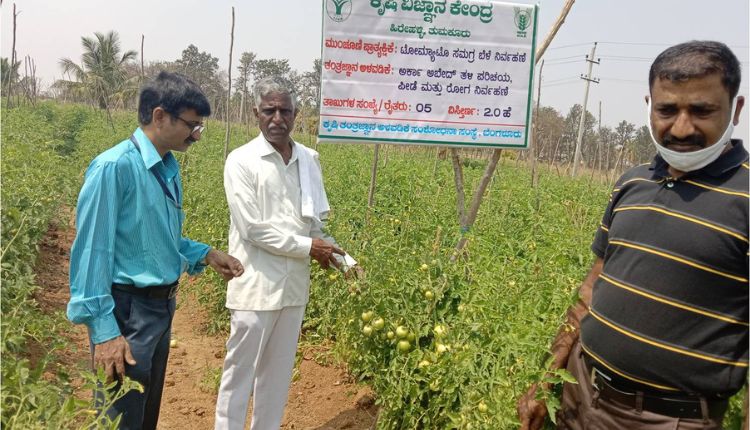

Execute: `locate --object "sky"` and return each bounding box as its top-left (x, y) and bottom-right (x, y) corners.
top-left (2, 0), bottom-right (749, 141)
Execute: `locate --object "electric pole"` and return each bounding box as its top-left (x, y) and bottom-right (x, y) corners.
top-left (571, 42), bottom-right (600, 177)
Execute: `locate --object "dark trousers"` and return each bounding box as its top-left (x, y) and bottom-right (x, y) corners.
top-left (557, 342), bottom-right (723, 430)
top-left (92, 288), bottom-right (176, 430)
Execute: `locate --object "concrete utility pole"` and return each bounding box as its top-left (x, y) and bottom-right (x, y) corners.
top-left (571, 42), bottom-right (599, 177)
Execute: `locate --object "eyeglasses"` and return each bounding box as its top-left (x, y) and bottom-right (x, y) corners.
top-left (173, 115), bottom-right (205, 135)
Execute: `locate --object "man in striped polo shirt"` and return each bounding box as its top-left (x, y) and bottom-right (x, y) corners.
top-left (518, 41), bottom-right (748, 429)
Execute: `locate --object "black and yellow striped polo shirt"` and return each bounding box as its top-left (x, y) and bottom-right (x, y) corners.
top-left (581, 140), bottom-right (749, 397)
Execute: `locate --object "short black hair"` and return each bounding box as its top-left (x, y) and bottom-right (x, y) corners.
top-left (137, 71), bottom-right (211, 125)
top-left (649, 40), bottom-right (741, 101)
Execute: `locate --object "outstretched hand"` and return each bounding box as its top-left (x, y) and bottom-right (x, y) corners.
top-left (517, 383), bottom-right (549, 430)
top-left (309, 238), bottom-right (345, 270)
top-left (205, 249), bottom-right (244, 281)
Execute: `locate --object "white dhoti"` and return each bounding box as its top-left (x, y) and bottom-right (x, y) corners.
top-left (214, 306), bottom-right (305, 430)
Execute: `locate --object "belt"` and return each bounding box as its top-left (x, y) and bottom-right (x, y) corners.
top-left (584, 355), bottom-right (728, 420)
top-left (112, 281), bottom-right (179, 299)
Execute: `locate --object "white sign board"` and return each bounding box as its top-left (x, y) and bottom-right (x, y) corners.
top-left (318, 0), bottom-right (538, 148)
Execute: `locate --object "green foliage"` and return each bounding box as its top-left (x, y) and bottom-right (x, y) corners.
top-left (178, 130), bottom-right (747, 429)
top-left (57, 31), bottom-right (138, 109)
top-left (1, 102), bottom-right (745, 429)
top-left (1, 102), bottom-right (136, 428)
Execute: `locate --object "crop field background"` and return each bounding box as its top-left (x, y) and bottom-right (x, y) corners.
top-left (1, 102), bottom-right (744, 429)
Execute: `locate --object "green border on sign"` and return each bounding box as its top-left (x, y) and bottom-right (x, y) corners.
top-left (523, 4), bottom-right (540, 150)
top-left (319, 134), bottom-right (527, 149)
top-left (317, 1), bottom-right (540, 150)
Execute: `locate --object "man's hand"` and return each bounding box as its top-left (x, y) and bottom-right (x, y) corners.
top-left (94, 335), bottom-right (136, 382)
top-left (205, 249), bottom-right (245, 281)
top-left (309, 238), bottom-right (345, 270)
top-left (517, 383), bottom-right (548, 430)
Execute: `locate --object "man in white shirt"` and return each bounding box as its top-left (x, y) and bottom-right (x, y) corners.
top-left (215, 76), bottom-right (358, 430)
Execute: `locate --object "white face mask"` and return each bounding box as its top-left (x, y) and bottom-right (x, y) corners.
top-left (647, 97), bottom-right (737, 172)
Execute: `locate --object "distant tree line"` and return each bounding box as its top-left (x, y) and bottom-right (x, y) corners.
top-left (1, 30), bottom-right (654, 171)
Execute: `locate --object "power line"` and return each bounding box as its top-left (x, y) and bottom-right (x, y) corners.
top-left (600, 41), bottom-right (750, 49)
top-left (550, 41), bottom-right (749, 50)
top-left (543, 54), bottom-right (584, 62)
top-left (543, 81), bottom-right (581, 88)
top-left (599, 55), bottom-right (655, 60)
top-left (548, 43), bottom-right (593, 50)
top-left (543, 76), bottom-right (580, 84)
top-left (598, 77), bottom-right (644, 83)
top-left (544, 59), bottom-right (583, 66)
top-left (597, 57), bottom-right (653, 63)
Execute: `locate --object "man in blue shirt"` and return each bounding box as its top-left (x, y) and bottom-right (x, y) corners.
top-left (68, 71), bottom-right (244, 430)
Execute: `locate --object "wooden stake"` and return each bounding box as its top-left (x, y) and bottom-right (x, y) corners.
top-left (140, 34), bottom-right (145, 80)
top-left (451, 0), bottom-right (576, 258)
top-left (367, 144), bottom-right (380, 208)
top-left (7, 3), bottom-right (17, 108)
top-left (223, 7), bottom-right (235, 160)
top-left (451, 149), bottom-right (465, 223)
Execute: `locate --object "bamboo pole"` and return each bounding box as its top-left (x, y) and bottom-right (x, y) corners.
top-left (451, 0), bottom-right (576, 258)
top-left (6, 3), bottom-right (17, 108)
top-left (223, 7), bottom-right (235, 160)
top-left (367, 144), bottom-right (380, 208)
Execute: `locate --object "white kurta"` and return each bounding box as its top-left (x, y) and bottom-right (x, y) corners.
top-left (223, 135), bottom-right (333, 311)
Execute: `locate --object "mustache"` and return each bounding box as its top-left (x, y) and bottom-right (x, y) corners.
top-left (661, 133), bottom-right (706, 148)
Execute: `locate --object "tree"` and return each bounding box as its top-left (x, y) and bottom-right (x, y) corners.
top-left (534, 106), bottom-right (565, 162)
top-left (629, 125), bottom-right (654, 165)
top-left (176, 45), bottom-right (227, 119)
top-left (1, 57), bottom-right (20, 91)
top-left (562, 104), bottom-right (596, 165)
top-left (176, 44), bottom-right (219, 89)
top-left (58, 31), bottom-right (138, 110)
top-left (298, 58), bottom-right (322, 110)
top-left (252, 58), bottom-right (291, 82)
top-left (596, 126), bottom-right (616, 171)
top-left (235, 52), bottom-right (256, 123)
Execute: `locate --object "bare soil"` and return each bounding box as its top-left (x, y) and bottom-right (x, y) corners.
top-left (32, 212), bottom-right (377, 429)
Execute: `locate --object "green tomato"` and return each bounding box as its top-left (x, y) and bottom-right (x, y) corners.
top-left (361, 311), bottom-right (374, 323)
top-left (418, 360), bottom-right (431, 368)
top-left (424, 290), bottom-right (434, 300)
top-left (436, 343), bottom-right (448, 354)
top-left (407, 332), bottom-right (416, 342)
top-left (420, 263), bottom-right (429, 271)
top-left (433, 324), bottom-right (446, 338)
top-left (372, 317), bottom-right (385, 330)
top-left (397, 340), bottom-right (411, 352)
top-left (478, 401), bottom-right (488, 413)
top-left (362, 325), bottom-right (373, 336)
top-left (457, 303), bottom-right (466, 313)
top-left (386, 330), bottom-right (395, 340)
top-left (396, 325), bottom-right (409, 339)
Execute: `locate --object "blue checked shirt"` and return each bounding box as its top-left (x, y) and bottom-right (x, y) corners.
top-left (68, 128), bottom-right (210, 344)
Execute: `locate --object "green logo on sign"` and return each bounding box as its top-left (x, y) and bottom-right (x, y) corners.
top-left (326, 0), bottom-right (352, 22)
top-left (514, 7), bottom-right (532, 38)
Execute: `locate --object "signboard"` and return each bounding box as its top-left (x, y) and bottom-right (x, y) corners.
top-left (318, 0), bottom-right (538, 148)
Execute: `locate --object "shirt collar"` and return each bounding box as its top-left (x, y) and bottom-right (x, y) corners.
top-left (649, 139), bottom-right (747, 178)
top-left (132, 127), bottom-right (179, 180)
top-left (259, 134), bottom-right (297, 164)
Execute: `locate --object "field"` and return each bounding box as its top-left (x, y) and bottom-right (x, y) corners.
top-left (1, 102), bottom-right (743, 429)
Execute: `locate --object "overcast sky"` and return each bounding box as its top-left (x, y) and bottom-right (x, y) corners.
top-left (2, 0), bottom-right (748, 141)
